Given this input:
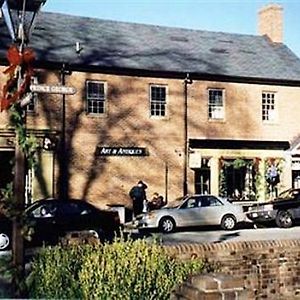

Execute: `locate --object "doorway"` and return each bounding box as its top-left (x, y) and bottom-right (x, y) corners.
top-left (194, 158), bottom-right (211, 194)
top-left (0, 150), bottom-right (14, 192)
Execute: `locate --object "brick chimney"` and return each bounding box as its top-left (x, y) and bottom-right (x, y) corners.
top-left (258, 4), bottom-right (283, 43)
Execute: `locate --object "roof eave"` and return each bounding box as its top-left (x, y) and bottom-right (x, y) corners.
top-left (1, 57), bottom-right (300, 87)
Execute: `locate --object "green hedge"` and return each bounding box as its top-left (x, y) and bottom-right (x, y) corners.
top-left (27, 239), bottom-right (207, 299)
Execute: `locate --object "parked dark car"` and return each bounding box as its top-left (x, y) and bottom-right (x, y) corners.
top-left (0, 198), bottom-right (121, 251)
top-left (246, 188), bottom-right (300, 228)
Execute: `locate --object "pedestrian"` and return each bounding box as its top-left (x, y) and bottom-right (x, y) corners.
top-left (148, 192), bottom-right (166, 210)
top-left (129, 180), bottom-right (148, 218)
top-left (148, 192), bottom-right (159, 211)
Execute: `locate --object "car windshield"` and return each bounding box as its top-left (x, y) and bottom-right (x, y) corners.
top-left (277, 189), bottom-right (300, 200)
top-left (165, 196), bottom-right (185, 208)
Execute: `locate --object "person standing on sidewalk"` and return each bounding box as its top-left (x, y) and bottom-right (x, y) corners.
top-left (129, 180), bottom-right (148, 218)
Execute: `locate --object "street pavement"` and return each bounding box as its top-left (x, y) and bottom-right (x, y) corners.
top-left (137, 225), bottom-right (300, 244)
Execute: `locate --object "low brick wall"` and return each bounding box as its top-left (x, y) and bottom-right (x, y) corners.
top-left (170, 273), bottom-right (249, 299)
top-left (164, 240), bottom-right (300, 299)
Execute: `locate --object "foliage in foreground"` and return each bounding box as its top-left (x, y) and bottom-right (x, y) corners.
top-left (27, 238), bottom-right (208, 300)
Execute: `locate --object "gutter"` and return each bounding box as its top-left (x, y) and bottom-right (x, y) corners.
top-left (1, 57), bottom-right (300, 87)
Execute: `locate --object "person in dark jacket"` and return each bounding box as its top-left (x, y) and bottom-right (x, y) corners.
top-left (129, 180), bottom-right (147, 217)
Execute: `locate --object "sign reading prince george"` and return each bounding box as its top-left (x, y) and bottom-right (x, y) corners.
top-left (96, 147), bottom-right (148, 156)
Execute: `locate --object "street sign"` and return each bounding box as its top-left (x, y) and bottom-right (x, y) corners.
top-left (30, 84), bottom-right (77, 95)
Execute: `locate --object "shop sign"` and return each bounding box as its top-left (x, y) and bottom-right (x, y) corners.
top-left (96, 146), bottom-right (148, 156)
top-left (30, 84), bottom-right (77, 95)
top-left (189, 150), bottom-right (202, 168)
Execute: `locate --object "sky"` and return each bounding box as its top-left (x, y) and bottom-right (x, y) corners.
top-left (43, 0), bottom-right (300, 58)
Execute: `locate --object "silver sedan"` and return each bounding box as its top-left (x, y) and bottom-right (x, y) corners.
top-left (137, 195), bottom-right (246, 233)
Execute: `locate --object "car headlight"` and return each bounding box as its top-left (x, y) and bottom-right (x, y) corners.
top-left (143, 212), bottom-right (156, 220)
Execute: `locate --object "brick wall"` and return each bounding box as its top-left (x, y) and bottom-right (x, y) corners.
top-left (164, 240), bottom-right (300, 299)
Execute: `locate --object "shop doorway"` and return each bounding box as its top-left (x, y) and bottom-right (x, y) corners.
top-left (0, 150), bottom-right (14, 192)
top-left (194, 158), bottom-right (211, 194)
top-left (292, 170), bottom-right (300, 188)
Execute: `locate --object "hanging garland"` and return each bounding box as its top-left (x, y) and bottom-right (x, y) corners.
top-left (253, 157), bottom-right (263, 198)
top-left (0, 44), bottom-right (38, 218)
top-left (1, 45), bottom-right (35, 111)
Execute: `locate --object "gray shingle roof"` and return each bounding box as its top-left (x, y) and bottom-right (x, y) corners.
top-left (1, 11), bottom-right (300, 82)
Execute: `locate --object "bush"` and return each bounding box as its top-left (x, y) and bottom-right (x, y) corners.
top-left (27, 238), bottom-right (207, 299)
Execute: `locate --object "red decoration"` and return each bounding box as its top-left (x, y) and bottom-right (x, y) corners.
top-left (0, 98), bottom-right (11, 111)
top-left (1, 45), bottom-right (35, 112)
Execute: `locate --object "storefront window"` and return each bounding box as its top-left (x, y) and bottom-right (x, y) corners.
top-left (219, 158), bottom-right (257, 201)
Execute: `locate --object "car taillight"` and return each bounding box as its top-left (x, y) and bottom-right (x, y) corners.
top-left (263, 204), bottom-right (273, 211)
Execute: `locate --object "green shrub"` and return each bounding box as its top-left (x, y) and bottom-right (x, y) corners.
top-left (27, 238), bottom-right (207, 299)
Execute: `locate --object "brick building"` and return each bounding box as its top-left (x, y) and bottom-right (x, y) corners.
top-left (1, 4), bottom-right (300, 208)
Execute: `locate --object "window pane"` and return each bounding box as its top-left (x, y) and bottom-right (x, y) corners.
top-left (150, 85), bottom-right (167, 117)
top-left (86, 81), bottom-right (106, 114)
top-left (208, 89), bottom-right (224, 120)
top-left (262, 92), bottom-right (276, 121)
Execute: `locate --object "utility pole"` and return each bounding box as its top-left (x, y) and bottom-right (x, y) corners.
top-left (0, 0), bottom-right (47, 297)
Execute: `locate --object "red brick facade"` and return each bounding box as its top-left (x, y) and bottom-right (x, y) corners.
top-left (2, 66), bottom-right (300, 207)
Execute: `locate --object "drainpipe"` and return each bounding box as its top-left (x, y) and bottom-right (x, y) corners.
top-left (60, 63), bottom-right (72, 200)
top-left (183, 73), bottom-right (193, 196)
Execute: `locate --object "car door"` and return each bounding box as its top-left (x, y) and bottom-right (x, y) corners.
top-left (290, 191), bottom-right (300, 219)
top-left (55, 202), bottom-right (83, 233)
top-left (193, 196), bottom-right (224, 226)
top-left (27, 201), bottom-right (60, 244)
top-left (55, 201), bottom-right (95, 234)
top-left (176, 196), bottom-right (201, 227)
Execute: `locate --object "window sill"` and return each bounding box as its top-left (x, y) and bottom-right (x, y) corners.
top-left (150, 116), bottom-right (169, 120)
top-left (208, 118), bottom-right (225, 123)
top-left (262, 120), bottom-right (278, 125)
top-left (85, 113), bottom-right (107, 118)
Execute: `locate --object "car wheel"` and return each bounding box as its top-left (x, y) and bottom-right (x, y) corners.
top-left (276, 210), bottom-right (293, 228)
top-left (0, 232), bottom-right (10, 251)
top-left (221, 215), bottom-right (237, 230)
top-left (159, 217), bottom-right (176, 233)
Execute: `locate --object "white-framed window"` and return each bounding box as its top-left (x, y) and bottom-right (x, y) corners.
top-left (26, 76), bottom-right (38, 113)
top-left (262, 92), bottom-right (277, 122)
top-left (86, 80), bottom-right (106, 115)
top-left (208, 89), bottom-right (224, 120)
top-left (150, 84), bottom-right (167, 117)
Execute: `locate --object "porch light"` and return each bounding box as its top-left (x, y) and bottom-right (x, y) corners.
top-left (0, 0), bottom-right (46, 44)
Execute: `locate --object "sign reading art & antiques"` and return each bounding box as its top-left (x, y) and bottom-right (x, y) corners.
top-left (96, 146), bottom-right (148, 156)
